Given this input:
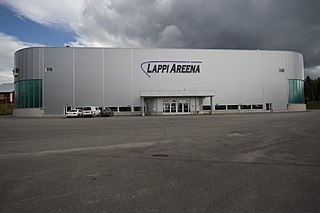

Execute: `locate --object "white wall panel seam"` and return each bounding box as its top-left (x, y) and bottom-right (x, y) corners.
top-left (42, 48), bottom-right (45, 108)
top-left (131, 49), bottom-right (134, 111)
top-left (260, 51), bottom-right (265, 107)
top-left (236, 51), bottom-right (240, 105)
top-left (72, 48), bottom-right (75, 107)
top-left (102, 49), bottom-right (105, 107)
top-left (285, 52), bottom-right (289, 104)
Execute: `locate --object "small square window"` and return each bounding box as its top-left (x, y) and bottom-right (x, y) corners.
top-left (45, 67), bottom-right (54, 72)
top-left (279, 68), bottom-right (285, 72)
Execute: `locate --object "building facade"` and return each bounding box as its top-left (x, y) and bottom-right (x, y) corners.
top-left (13, 47), bottom-right (305, 116)
top-left (0, 83), bottom-right (14, 104)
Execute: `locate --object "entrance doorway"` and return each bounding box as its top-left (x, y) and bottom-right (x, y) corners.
top-left (64, 105), bottom-right (72, 114)
top-left (266, 102), bottom-right (272, 111)
top-left (163, 100), bottom-right (190, 114)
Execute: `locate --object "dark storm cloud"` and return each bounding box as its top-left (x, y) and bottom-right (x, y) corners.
top-left (80, 0), bottom-right (320, 77)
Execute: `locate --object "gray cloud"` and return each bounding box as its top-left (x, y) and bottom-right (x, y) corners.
top-left (76, 0), bottom-right (320, 78)
top-left (157, 25), bottom-right (186, 47)
top-left (1, 0), bottom-right (319, 80)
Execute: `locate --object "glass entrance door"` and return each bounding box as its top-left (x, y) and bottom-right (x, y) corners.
top-left (170, 102), bottom-right (176, 113)
top-left (183, 102), bottom-right (190, 113)
top-left (163, 100), bottom-right (190, 114)
top-left (178, 103), bottom-right (183, 113)
top-left (164, 103), bottom-right (170, 113)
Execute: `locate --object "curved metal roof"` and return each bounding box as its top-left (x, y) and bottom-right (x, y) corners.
top-left (0, 83), bottom-right (14, 93)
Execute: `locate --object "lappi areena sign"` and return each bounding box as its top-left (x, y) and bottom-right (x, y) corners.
top-left (140, 60), bottom-right (202, 78)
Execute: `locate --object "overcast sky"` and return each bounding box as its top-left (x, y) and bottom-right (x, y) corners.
top-left (0, 0), bottom-right (320, 83)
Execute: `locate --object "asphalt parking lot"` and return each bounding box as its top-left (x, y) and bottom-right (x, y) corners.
top-left (1, 111), bottom-right (320, 212)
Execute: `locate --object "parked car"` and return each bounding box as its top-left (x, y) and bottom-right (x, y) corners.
top-left (66, 109), bottom-right (83, 118)
top-left (82, 106), bottom-right (100, 117)
top-left (100, 107), bottom-right (114, 117)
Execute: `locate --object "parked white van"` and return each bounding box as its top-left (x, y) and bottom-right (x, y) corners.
top-left (82, 106), bottom-right (100, 117)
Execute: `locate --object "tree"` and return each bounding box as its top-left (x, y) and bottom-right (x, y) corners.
top-left (305, 76), bottom-right (313, 101)
top-left (316, 78), bottom-right (320, 100)
top-left (305, 76), bottom-right (320, 101)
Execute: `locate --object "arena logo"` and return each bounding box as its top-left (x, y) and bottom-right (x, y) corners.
top-left (140, 61), bottom-right (202, 78)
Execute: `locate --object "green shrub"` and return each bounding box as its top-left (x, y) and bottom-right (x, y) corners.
top-left (0, 103), bottom-right (14, 115)
top-left (306, 101), bottom-right (320, 109)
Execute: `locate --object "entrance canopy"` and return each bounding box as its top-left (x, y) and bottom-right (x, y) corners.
top-left (140, 90), bottom-right (215, 98)
top-left (140, 90), bottom-right (215, 116)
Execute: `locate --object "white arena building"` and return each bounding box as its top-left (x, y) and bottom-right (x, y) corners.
top-left (13, 47), bottom-right (305, 116)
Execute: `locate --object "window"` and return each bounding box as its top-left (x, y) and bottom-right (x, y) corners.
top-left (279, 68), bottom-right (285, 73)
top-left (252, 104), bottom-right (263, 109)
top-left (241, 105), bottom-right (251, 110)
top-left (134, 106), bottom-right (142, 111)
top-left (15, 79), bottom-right (42, 108)
top-left (83, 107), bottom-right (91, 110)
top-left (119, 106), bottom-right (131, 112)
top-left (203, 105), bottom-right (211, 110)
top-left (288, 79), bottom-right (304, 104)
top-left (45, 67), bottom-right (54, 72)
top-left (227, 105), bottom-right (238, 110)
top-left (215, 105), bottom-right (226, 110)
top-left (109, 107), bottom-right (118, 112)
top-left (266, 103), bottom-right (272, 111)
